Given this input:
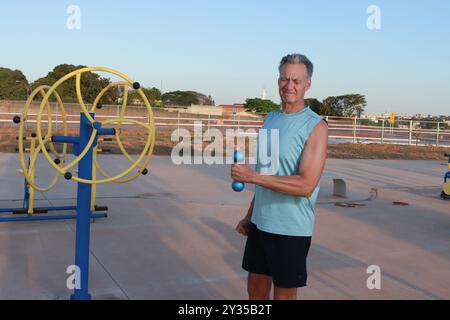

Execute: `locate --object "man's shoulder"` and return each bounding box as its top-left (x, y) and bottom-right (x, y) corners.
top-left (312, 119), bottom-right (329, 134)
top-left (301, 107), bottom-right (325, 129)
top-left (303, 108), bottom-right (327, 138)
top-left (267, 109), bottom-right (281, 117)
top-left (305, 107), bottom-right (322, 120)
top-left (263, 109), bottom-right (281, 122)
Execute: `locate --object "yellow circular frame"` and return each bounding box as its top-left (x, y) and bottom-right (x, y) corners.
top-left (34, 67), bottom-right (155, 185)
top-left (18, 85), bottom-right (68, 191)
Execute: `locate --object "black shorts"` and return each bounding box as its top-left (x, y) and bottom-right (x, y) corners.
top-left (242, 223), bottom-right (312, 288)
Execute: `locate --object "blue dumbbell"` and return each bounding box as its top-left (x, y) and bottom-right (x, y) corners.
top-left (232, 151), bottom-right (245, 192)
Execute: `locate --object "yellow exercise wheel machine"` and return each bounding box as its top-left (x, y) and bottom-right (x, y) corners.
top-left (441, 153), bottom-right (450, 200)
top-left (8, 67), bottom-right (156, 299)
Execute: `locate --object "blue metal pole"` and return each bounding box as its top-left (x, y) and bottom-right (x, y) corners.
top-left (51, 135), bottom-right (80, 144)
top-left (23, 158), bottom-right (30, 209)
top-left (71, 113), bottom-right (96, 300)
top-left (23, 180), bottom-right (29, 209)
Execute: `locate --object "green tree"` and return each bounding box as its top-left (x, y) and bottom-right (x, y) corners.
top-left (305, 98), bottom-right (323, 115)
top-left (339, 94), bottom-right (367, 117)
top-left (244, 98), bottom-right (279, 114)
top-left (127, 87), bottom-right (161, 106)
top-left (322, 96), bottom-right (343, 116)
top-left (162, 91), bottom-right (200, 106)
top-left (359, 119), bottom-right (384, 127)
top-left (32, 64), bottom-right (117, 104)
top-left (414, 117), bottom-right (449, 130)
top-left (208, 95), bottom-right (215, 106)
top-left (0, 67), bottom-right (29, 100)
top-left (321, 94), bottom-right (367, 117)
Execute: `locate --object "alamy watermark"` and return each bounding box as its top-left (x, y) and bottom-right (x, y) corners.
top-left (66, 265), bottom-right (81, 290)
top-left (367, 5), bottom-right (381, 30)
top-left (170, 122), bottom-right (280, 175)
top-left (366, 265), bottom-right (382, 290)
top-left (66, 5), bottom-right (81, 30)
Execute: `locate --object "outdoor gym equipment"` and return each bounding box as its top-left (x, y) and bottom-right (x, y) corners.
top-left (1, 85), bottom-right (108, 221)
top-left (441, 153), bottom-right (450, 200)
top-left (10, 67), bottom-right (156, 300)
top-left (232, 150), bottom-right (245, 192)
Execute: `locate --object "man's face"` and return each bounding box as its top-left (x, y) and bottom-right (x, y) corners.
top-left (278, 63), bottom-right (311, 107)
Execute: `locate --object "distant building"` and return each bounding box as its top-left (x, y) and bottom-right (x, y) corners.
top-left (164, 104), bottom-right (222, 116)
top-left (163, 103), bottom-right (260, 118)
top-left (218, 104), bottom-right (246, 117)
top-left (187, 105), bottom-right (222, 116)
top-left (261, 88), bottom-right (267, 100)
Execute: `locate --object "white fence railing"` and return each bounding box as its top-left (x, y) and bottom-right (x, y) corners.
top-left (1, 112), bottom-right (449, 148)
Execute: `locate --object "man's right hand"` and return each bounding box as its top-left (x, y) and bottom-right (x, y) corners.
top-left (236, 217), bottom-right (252, 236)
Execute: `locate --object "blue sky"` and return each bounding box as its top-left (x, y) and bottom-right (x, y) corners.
top-left (1, 0), bottom-right (449, 115)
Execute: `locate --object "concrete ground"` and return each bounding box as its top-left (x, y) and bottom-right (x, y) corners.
top-left (0, 153), bottom-right (449, 300)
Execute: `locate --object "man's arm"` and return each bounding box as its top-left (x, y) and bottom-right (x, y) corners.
top-left (231, 120), bottom-right (328, 197)
top-left (245, 196), bottom-right (255, 219)
top-left (236, 196), bottom-right (255, 236)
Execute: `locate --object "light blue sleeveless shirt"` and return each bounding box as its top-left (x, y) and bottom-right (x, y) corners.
top-left (251, 107), bottom-right (323, 236)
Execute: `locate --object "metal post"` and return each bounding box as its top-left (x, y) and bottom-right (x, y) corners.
top-left (238, 111), bottom-right (241, 132)
top-left (71, 112), bottom-right (96, 300)
top-left (55, 103), bottom-right (58, 130)
top-left (16, 80), bottom-right (30, 100)
top-left (208, 112), bottom-right (211, 131)
top-left (436, 121), bottom-right (440, 147)
top-left (381, 119), bottom-right (385, 144)
top-left (177, 110), bottom-right (180, 135)
top-left (353, 116), bottom-right (357, 143)
top-left (28, 138), bottom-right (36, 214)
top-left (23, 158), bottom-right (31, 209)
top-left (409, 120), bottom-right (413, 146)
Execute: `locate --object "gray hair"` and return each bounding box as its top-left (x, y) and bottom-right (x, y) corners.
top-left (278, 53), bottom-right (314, 79)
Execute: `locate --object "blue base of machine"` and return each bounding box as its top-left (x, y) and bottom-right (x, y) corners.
top-left (0, 205), bottom-right (108, 222)
top-left (70, 293), bottom-right (92, 300)
top-left (0, 212), bottom-right (107, 222)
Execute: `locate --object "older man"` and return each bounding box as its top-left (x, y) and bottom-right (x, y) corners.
top-left (231, 53), bottom-right (328, 300)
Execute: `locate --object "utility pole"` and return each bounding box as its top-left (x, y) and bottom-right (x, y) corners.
top-left (16, 80), bottom-right (31, 100)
